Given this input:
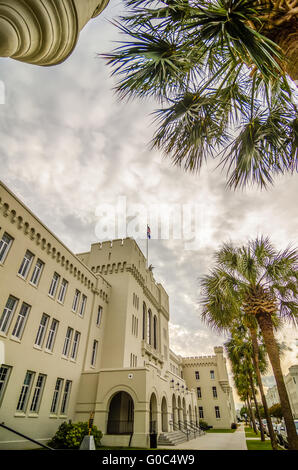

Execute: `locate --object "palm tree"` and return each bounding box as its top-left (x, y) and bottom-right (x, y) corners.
top-left (234, 370), bottom-right (258, 433)
top-left (225, 324), bottom-right (280, 447)
top-left (102, 0), bottom-right (298, 189)
top-left (200, 236), bottom-right (298, 449)
top-left (226, 334), bottom-right (265, 438)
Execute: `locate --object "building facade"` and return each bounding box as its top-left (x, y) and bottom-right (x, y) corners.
top-left (182, 348), bottom-right (236, 429)
top-left (0, 181), bottom-right (236, 449)
top-left (0, 0), bottom-right (109, 66)
top-left (266, 365), bottom-right (298, 419)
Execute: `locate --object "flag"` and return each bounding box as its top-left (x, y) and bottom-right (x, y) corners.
top-left (147, 225), bottom-right (151, 239)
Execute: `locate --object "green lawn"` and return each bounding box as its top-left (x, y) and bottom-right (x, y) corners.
top-left (245, 427), bottom-right (260, 438)
top-left (246, 440), bottom-right (283, 450)
top-left (206, 428), bottom-right (236, 433)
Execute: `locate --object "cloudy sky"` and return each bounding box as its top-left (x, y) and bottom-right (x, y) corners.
top-left (0, 1), bottom-right (297, 406)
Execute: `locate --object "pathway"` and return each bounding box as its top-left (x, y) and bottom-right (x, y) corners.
top-left (158, 424), bottom-right (247, 450)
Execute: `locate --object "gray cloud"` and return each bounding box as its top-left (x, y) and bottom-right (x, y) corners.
top-left (0, 2), bottom-right (297, 400)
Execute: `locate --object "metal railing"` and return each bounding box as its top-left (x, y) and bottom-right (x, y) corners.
top-left (0, 422), bottom-right (53, 450)
top-left (169, 420), bottom-right (191, 440)
top-left (106, 420), bottom-right (134, 435)
top-left (189, 421), bottom-right (205, 436)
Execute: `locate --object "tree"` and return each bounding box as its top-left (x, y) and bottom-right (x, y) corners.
top-left (103, 0), bottom-right (298, 189)
top-left (200, 236), bottom-right (298, 449)
top-left (269, 403), bottom-right (283, 420)
top-left (225, 329), bottom-right (267, 441)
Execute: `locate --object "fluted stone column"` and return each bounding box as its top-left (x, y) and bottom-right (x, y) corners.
top-left (0, 0), bottom-right (110, 66)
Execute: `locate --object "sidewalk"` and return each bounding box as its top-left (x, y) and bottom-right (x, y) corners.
top-left (158, 425), bottom-right (247, 450)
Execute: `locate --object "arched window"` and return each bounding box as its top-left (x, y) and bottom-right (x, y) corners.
top-left (148, 309), bottom-right (152, 345)
top-left (153, 315), bottom-right (157, 349)
top-left (142, 302), bottom-right (146, 340)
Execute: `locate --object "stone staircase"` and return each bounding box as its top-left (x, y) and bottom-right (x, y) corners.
top-left (158, 430), bottom-right (189, 446)
top-left (159, 430), bottom-right (205, 446)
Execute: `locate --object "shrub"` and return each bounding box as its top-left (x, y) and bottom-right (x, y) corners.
top-left (199, 420), bottom-right (210, 431)
top-left (48, 421), bottom-right (103, 449)
top-left (231, 423), bottom-right (238, 429)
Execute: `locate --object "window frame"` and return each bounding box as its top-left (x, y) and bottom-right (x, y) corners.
top-left (72, 289), bottom-right (80, 313)
top-left (0, 232), bottom-right (13, 264)
top-left (96, 305), bottom-right (102, 326)
top-left (62, 327), bottom-right (73, 357)
top-left (18, 250), bottom-right (34, 279)
top-left (45, 319), bottom-right (59, 352)
top-left (0, 364), bottom-right (12, 405)
top-left (0, 296), bottom-right (19, 335)
top-left (29, 374), bottom-right (46, 413)
top-left (11, 302), bottom-right (30, 340)
top-left (91, 340), bottom-right (98, 367)
top-left (60, 380), bottom-right (72, 415)
top-left (49, 272), bottom-right (60, 298)
top-left (70, 331), bottom-right (80, 361)
top-left (57, 278), bottom-right (68, 304)
top-left (34, 313), bottom-right (49, 348)
top-left (50, 378), bottom-right (64, 414)
top-left (16, 370), bottom-right (35, 413)
top-left (29, 259), bottom-right (44, 287)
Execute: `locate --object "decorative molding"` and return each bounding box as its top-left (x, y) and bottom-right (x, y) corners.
top-left (0, 0), bottom-right (109, 66)
top-left (0, 192), bottom-right (110, 301)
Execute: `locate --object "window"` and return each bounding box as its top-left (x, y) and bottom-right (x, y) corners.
top-left (16, 371), bottom-right (35, 412)
top-left (0, 296), bottom-right (18, 334)
top-left (18, 250), bottom-right (34, 279)
top-left (62, 327), bottom-right (73, 357)
top-left (60, 380), bottom-right (72, 414)
top-left (153, 315), bottom-right (157, 349)
top-left (30, 374), bottom-right (46, 413)
top-left (212, 386), bottom-right (218, 398)
top-left (197, 387), bottom-right (202, 398)
top-left (130, 353), bottom-right (137, 368)
top-left (96, 306), bottom-right (102, 326)
top-left (79, 295), bottom-right (87, 317)
top-left (57, 279), bottom-right (68, 303)
top-left (210, 370), bottom-right (215, 379)
top-left (0, 232), bottom-right (13, 263)
top-left (0, 365), bottom-right (12, 404)
top-left (11, 302), bottom-right (30, 339)
top-left (142, 303), bottom-right (146, 340)
top-left (50, 378), bottom-right (63, 414)
top-left (34, 313), bottom-right (49, 347)
top-left (30, 259), bottom-right (44, 286)
top-left (49, 272), bottom-right (60, 298)
top-left (91, 340), bottom-right (98, 367)
top-left (147, 309), bottom-right (152, 345)
top-left (72, 289), bottom-right (80, 312)
top-left (195, 371), bottom-right (200, 380)
top-left (70, 331), bottom-right (80, 360)
top-left (199, 406), bottom-right (204, 419)
top-left (215, 406), bottom-right (220, 418)
top-left (45, 319), bottom-right (59, 352)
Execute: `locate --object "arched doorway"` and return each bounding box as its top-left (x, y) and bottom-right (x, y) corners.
top-left (161, 397), bottom-right (168, 432)
top-left (149, 393), bottom-right (158, 433)
top-left (107, 391), bottom-right (134, 434)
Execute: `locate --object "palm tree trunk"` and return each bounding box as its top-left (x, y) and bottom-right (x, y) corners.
top-left (257, 311), bottom-right (298, 450)
top-left (247, 396), bottom-right (258, 434)
top-left (248, 369), bottom-right (265, 440)
top-left (249, 327), bottom-right (278, 449)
